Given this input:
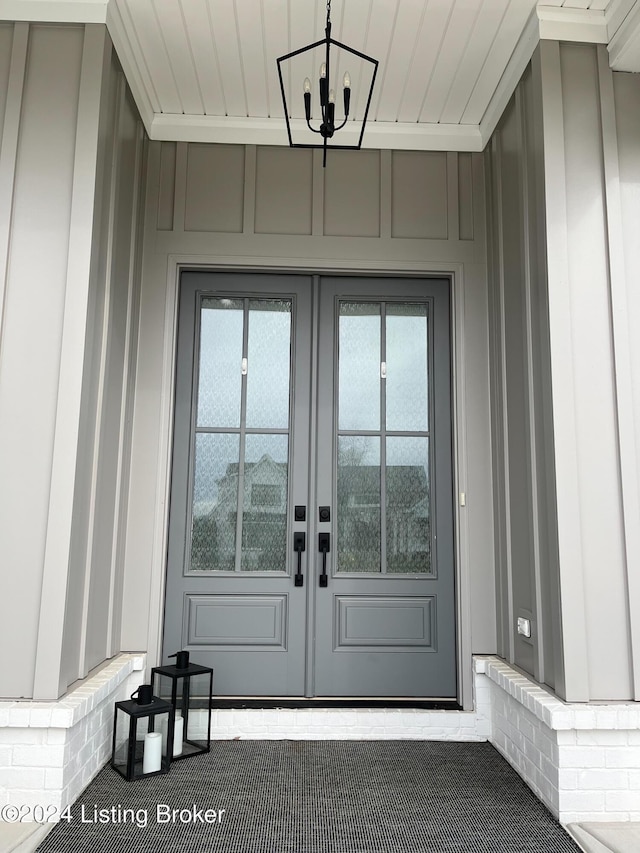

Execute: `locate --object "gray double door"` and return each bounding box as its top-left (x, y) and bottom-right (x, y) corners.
top-left (164, 271), bottom-right (456, 699)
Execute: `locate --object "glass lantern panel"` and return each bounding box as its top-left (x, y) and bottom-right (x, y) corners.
top-left (151, 675), bottom-right (187, 757)
top-left (153, 673), bottom-right (175, 705)
top-left (183, 672), bottom-right (211, 751)
top-left (112, 707), bottom-right (132, 776)
top-left (152, 672), bottom-right (211, 758)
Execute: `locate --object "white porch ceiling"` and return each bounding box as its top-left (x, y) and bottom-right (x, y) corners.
top-left (108, 0), bottom-right (541, 151)
top-left (2, 0), bottom-right (640, 150)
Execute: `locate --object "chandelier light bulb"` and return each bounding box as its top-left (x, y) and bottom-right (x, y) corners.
top-left (304, 77), bottom-right (311, 93)
top-left (328, 88), bottom-right (336, 104)
top-left (320, 62), bottom-right (327, 79)
top-left (343, 71), bottom-right (351, 88)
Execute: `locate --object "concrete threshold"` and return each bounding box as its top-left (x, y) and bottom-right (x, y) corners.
top-left (569, 823), bottom-right (640, 853)
top-left (0, 822), bottom-right (51, 853)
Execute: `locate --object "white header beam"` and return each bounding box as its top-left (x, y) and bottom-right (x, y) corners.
top-left (149, 114), bottom-right (485, 153)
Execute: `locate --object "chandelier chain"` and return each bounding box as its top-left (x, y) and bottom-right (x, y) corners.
top-left (326, 0), bottom-right (331, 23)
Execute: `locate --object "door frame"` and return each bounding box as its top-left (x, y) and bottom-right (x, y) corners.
top-left (148, 257), bottom-right (474, 709)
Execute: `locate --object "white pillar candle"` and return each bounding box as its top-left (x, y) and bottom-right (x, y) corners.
top-left (142, 731), bottom-right (162, 773)
top-left (173, 713), bottom-right (184, 757)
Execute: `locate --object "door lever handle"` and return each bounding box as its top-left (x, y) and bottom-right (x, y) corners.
top-left (318, 532), bottom-right (330, 587)
top-left (293, 532), bottom-right (306, 587)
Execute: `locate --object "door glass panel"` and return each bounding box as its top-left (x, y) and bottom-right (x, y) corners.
top-left (246, 299), bottom-right (292, 429)
top-left (335, 299), bottom-right (431, 576)
top-left (386, 437), bottom-right (431, 574)
top-left (197, 299), bottom-right (244, 428)
top-left (241, 433), bottom-right (289, 572)
top-left (338, 302), bottom-right (380, 430)
top-left (190, 296), bottom-right (293, 574)
top-left (191, 433), bottom-right (240, 571)
top-left (386, 303), bottom-right (429, 432)
top-left (337, 436), bottom-right (381, 573)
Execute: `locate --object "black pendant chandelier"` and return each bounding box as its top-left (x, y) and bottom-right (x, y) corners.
top-left (276, 0), bottom-right (378, 167)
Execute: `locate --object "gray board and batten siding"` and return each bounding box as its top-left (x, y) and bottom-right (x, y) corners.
top-left (0, 23), bottom-right (144, 700)
top-left (486, 43), bottom-right (640, 702)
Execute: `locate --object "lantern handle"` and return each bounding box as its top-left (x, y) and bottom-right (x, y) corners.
top-left (168, 650), bottom-right (190, 669)
top-left (130, 684), bottom-right (154, 705)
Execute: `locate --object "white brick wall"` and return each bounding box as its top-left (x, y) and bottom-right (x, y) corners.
top-left (182, 668), bottom-right (492, 742)
top-left (480, 656), bottom-right (640, 824)
top-left (204, 706), bottom-right (490, 740)
top-left (0, 654), bottom-right (145, 822)
top-left (488, 675), bottom-right (560, 815)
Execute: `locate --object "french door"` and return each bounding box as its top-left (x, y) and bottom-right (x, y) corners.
top-left (163, 271), bottom-right (456, 698)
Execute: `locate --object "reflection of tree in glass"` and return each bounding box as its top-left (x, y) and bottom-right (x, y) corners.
top-left (337, 460), bottom-right (431, 575)
top-left (190, 453), bottom-right (288, 572)
top-left (386, 466), bottom-right (431, 574)
top-left (191, 514), bottom-right (219, 570)
top-left (337, 435), bottom-right (376, 467)
top-left (337, 462), bottom-right (381, 573)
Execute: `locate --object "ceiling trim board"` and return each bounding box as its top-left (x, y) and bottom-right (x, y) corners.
top-left (608, 0), bottom-right (640, 68)
top-left (123, 1), bottom-right (181, 113)
top-left (605, 0), bottom-right (637, 38)
top-left (537, 6), bottom-right (608, 42)
top-left (149, 113), bottom-right (484, 152)
top-left (478, 8), bottom-right (540, 148)
top-left (460, 0), bottom-right (537, 126)
top-left (106, 0), bottom-right (155, 133)
top-left (0, 0), bottom-right (107, 22)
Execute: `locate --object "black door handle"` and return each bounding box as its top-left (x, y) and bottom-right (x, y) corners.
top-left (293, 533), bottom-right (306, 587)
top-left (318, 533), bottom-right (330, 587)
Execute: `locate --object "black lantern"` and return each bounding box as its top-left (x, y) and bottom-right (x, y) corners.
top-left (276, 0), bottom-right (378, 167)
top-left (150, 652), bottom-right (213, 761)
top-left (111, 684), bottom-right (174, 781)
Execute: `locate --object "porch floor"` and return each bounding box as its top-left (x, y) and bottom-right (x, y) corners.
top-left (29, 741), bottom-right (581, 853)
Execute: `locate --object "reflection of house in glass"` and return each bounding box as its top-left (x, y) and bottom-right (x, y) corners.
top-left (337, 465), bottom-right (431, 574)
top-left (191, 454), bottom-right (288, 572)
top-left (193, 456), bottom-right (430, 574)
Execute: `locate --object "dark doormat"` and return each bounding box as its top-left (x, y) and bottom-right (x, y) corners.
top-left (36, 741), bottom-right (580, 853)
